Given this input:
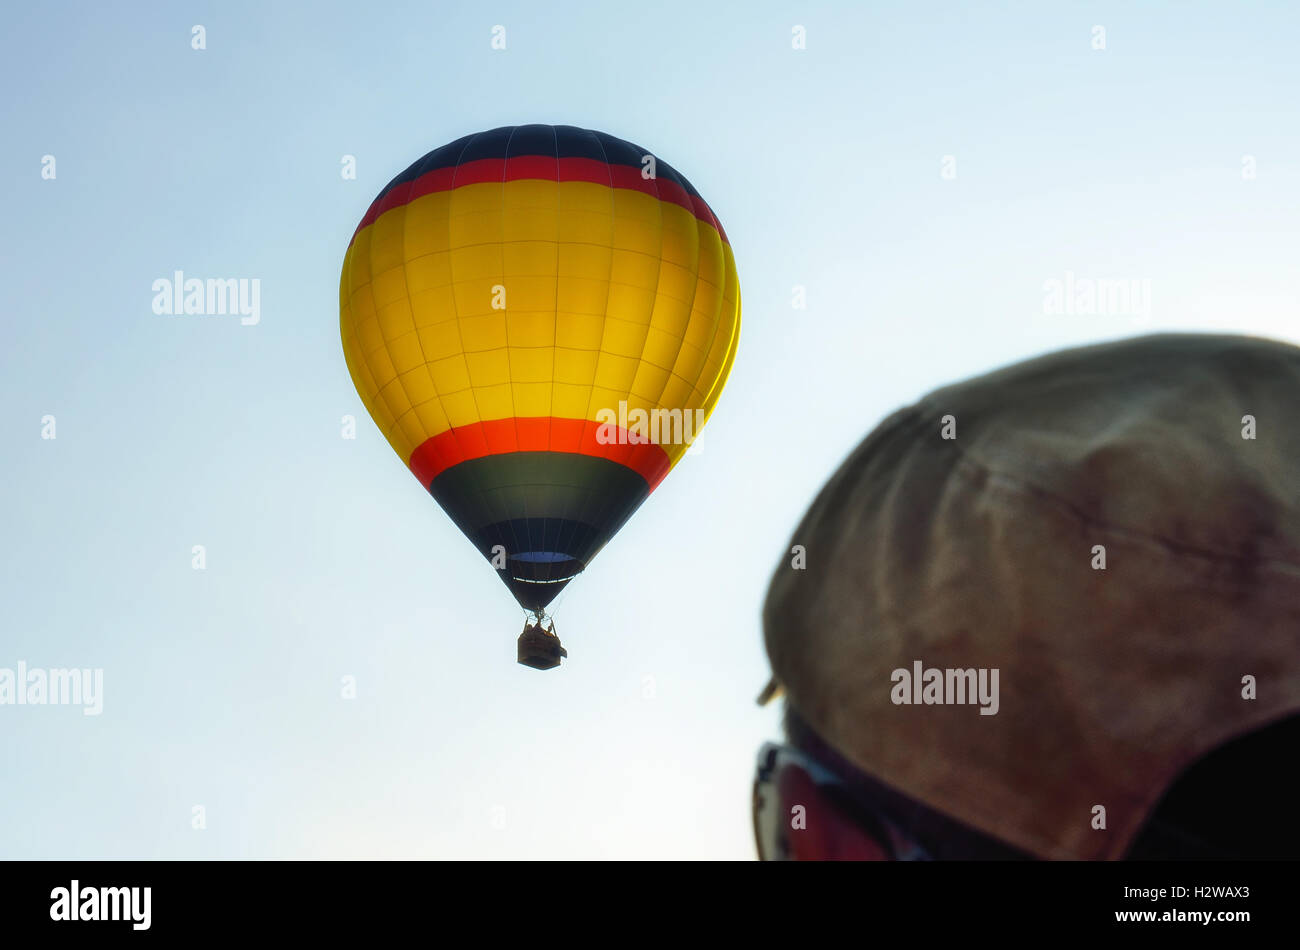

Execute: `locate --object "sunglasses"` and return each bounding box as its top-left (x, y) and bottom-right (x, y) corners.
top-left (752, 742), bottom-right (933, 861)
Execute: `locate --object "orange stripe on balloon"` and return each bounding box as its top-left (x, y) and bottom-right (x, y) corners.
top-left (408, 417), bottom-right (673, 491)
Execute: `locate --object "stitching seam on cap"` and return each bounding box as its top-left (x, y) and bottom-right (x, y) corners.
top-left (909, 408), bottom-right (1300, 576)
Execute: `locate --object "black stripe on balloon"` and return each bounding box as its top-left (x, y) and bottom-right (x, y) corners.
top-left (428, 452), bottom-right (651, 611)
top-left (370, 124), bottom-right (703, 207)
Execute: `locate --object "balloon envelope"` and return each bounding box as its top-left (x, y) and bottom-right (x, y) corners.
top-left (340, 125), bottom-right (741, 610)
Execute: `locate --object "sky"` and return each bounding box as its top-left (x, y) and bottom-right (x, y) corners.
top-left (1, 1), bottom-right (1298, 859)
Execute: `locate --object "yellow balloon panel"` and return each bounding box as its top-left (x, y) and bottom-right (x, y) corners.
top-left (341, 175), bottom-right (740, 472)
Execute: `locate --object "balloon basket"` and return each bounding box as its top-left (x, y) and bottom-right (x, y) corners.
top-left (518, 617), bottom-right (567, 671)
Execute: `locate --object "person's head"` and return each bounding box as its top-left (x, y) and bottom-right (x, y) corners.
top-left (753, 704), bottom-right (1031, 860)
top-left (756, 334), bottom-right (1300, 860)
top-left (755, 703), bottom-right (1300, 860)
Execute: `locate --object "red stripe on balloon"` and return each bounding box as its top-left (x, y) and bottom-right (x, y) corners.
top-left (409, 417), bottom-right (673, 491)
top-left (349, 157), bottom-right (728, 247)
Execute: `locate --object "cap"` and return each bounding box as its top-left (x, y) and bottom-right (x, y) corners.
top-left (761, 333), bottom-right (1300, 859)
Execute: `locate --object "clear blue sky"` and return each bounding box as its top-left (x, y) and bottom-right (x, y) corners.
top-left (2, 1), bottom-right (1298, 858)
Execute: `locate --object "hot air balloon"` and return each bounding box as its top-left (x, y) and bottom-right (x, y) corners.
top-left (339, 125), bottom-right (741, 667)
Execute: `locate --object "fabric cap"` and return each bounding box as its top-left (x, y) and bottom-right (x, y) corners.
top-left (762, 333), bottom-right (1300, 860)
